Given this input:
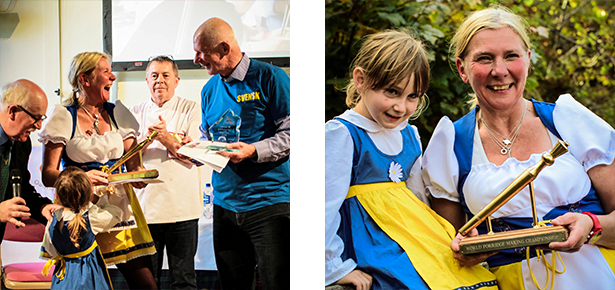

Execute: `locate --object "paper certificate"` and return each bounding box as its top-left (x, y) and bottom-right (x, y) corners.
top-left (176, 141), bottom-right (233, 172)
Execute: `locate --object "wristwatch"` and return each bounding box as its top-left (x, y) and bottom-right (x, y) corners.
top-left (582, 212), bottom-right (602, 244)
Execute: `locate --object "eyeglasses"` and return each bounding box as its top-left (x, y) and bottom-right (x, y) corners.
top-left (17, 105), bottom-right (47, 123)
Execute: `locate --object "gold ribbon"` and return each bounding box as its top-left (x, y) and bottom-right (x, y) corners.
top-left (526, 220), bottom-right (566, 290)
top-left (42, 241), bottom-right (99, 280)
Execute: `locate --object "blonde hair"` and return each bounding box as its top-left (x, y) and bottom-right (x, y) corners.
top-left (450, 5), bottom-right (531, 108)
top-left (345, 29), bottom-right (430, 120)
top-left (66, 52), bottom-right (111, 106)
top-left (54, 167), bottom-right (92, 248)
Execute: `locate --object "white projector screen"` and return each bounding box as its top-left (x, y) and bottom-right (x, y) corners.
top-left (103, 0), bottom-right (290, 71)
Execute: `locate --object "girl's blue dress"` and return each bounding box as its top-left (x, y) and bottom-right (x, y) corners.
top-left (44, 211), bottom-right (112, 290)
top-left (335, 118), bottom-right (497, 290)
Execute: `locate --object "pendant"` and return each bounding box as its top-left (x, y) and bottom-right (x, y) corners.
top-left (4, 158), bottom-right (8, 165)
top-left (500, 148), bottom-right (508, 155)
top-left (503, 139), bottom-right (511, 146)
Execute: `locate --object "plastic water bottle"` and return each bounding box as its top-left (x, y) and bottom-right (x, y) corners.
top-left (203, 183), bottom-right (213, 219)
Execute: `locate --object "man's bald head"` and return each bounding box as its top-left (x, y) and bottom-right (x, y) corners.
top-left (193, 18), bottom-right (243, 77)
top-left (193, 17), bottom-right (237, 48)
top-left (0, 79), bottom-right (49, 141)
top-left (0, 79), bottom-right (47, 112)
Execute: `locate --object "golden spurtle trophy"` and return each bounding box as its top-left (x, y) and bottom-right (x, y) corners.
top-left (103, 131), bottom-right (159, 183)
top-left (458, 140), bottom-right (570, 255)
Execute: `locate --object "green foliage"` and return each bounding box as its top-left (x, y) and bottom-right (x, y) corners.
top-left (325, 0), bottom-right (615, 148)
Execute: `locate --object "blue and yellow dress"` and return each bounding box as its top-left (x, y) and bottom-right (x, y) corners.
top-left (325, 110), bottom-right (497, 289)
top-left (39, 101), bottom-right (156, 265)
top-left (423, 95), bottom-right (615, 289)
top-left (42, 198), bottom-right (123, 289)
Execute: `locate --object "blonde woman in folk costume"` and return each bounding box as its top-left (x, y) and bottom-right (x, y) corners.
top-left (325, 29), bottom-right (497, 290)
top-left (422, 5), bottom-right (615, 290)
top-left (39, 52), bottom-right (157, 289)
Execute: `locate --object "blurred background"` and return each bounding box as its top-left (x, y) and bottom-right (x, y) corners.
top-left (325, 0), bottom-right (615, 147)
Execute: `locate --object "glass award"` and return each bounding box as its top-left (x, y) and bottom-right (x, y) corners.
top-left (209, 109), bottom-right (241, 143)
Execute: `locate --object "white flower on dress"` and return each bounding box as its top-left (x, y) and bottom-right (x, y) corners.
top-left (388, 161), bottom-right (403, 183)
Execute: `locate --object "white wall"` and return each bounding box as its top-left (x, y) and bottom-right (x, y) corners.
top-left (0, 0), bottom-right (226, 270)
top-left (0, 0), bottom-right (62, 125)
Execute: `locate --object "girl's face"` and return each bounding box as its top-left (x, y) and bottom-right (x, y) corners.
top-left (457, 27), bottom-right (530, 111)
top-left (353, 69), bottom-right (419, 129)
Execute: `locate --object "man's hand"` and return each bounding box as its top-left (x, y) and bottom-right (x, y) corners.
top-left (41, 204), bottom-right (63, 221)
top-left (218, 142), bottom-right (256, 163)
top-left (0, 197), bottom-right (31, 227)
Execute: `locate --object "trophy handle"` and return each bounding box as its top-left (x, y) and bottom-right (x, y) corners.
top-left (104, 130), bottom-right (158, 173)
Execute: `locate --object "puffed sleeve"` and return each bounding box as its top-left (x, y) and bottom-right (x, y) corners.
top-left (38, 105), bottom-right (72, 145)
top-left (113, 100), bottom-right (140, 140)
top-left (421, 117), bottom-right (461, 202)
top-left (406, 125), bottom-right (429, 206)
top-left (89, 197), bottom-right (123, 234)
top-left (324, 119), bottom-right (357, 286)
top-left (554, 94), bottom-right (615, 171)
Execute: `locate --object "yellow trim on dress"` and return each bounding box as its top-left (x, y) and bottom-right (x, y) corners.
top-left (42, 241), bottom-right (98, 280)
top-left (347, 182), bottom-right (497, 289)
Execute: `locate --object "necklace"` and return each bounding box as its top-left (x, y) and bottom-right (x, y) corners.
top-left (80, 104), bottom-right (101, 135)
top-left (480, 100), bottom-right (527, 157)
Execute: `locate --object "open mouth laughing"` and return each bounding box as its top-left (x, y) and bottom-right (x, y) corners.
top-left (487, 83), bottom-right (513, 91)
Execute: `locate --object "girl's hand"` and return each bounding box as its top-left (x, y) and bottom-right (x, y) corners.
top-left (548, 212), bottom-right (593, 252)
top-left (451, 229), bottom-right (497, 266)
top-left (334, 269), bottom-right (373, 290)
top-left (130, 181), bottom-right (148, 189)
top-left (86, 170), bottom-right (109, 186)
top-left (41, 204), bottom-right (63, 221)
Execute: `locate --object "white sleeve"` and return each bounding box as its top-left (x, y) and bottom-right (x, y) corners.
top-left (42, 219), bottom-right (59, 258)
top-left (554, 94), bottom-right (615, 171)
top-left (89, 198), bottom-right (123, 234)
top-left (114, 100), bottom-right (140, 140)
top-left (38, 105), bottom-right (72, 145)
top-left (421, 117), bottom-right (461, 202)
top-left (324, 119), bottom-right (357, 286)
top-left (406, 125), bottom-right (429, 206)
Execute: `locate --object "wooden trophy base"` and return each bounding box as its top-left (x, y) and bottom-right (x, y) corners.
top-left (459, 225), bottom-right (569, 255)
top-left (107, 169), bottom-right (159, 183)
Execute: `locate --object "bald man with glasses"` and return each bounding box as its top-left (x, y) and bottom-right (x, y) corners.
top-left (0, 79), bottom-right (60, 239)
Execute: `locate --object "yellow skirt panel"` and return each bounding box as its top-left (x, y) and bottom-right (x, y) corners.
top-left (96, 183), bottom-right (156, 266)
top-left (348, 182), bottom-right (497, 290)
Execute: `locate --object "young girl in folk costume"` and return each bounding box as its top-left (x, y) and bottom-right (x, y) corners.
top-left (324, 29), bottom-right (498, 290)
top-left (42, 167), bottom-right (122, 290)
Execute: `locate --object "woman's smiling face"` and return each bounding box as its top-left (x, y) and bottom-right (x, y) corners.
top-left (457, 27), bottom-right (531, 111)
top-left (82, 57), bottom-right (116, 104)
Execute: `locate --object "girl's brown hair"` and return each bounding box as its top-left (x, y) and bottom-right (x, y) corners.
top-left (53, 166), bottom-right (92, 248)
top-left (344, 28), bottom-right (430, 120)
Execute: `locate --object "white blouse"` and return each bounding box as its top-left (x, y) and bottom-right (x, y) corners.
top-left (422, 94), bottom-right (615, 219)
top-left (38, 100), bottom-right (139, 164)
top-left (43, 197), bottom-right (123, 257)
top-left (324, 109), bottom-right (426, 285)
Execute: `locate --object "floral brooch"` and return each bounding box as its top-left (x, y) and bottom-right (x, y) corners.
top-left (388, 161), bottom-right (403, 183)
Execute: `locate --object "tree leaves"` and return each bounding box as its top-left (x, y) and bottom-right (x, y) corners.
top-left (325, 0), bottom-right (615, 147)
